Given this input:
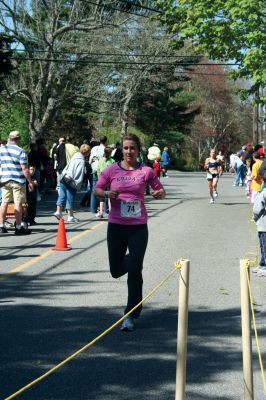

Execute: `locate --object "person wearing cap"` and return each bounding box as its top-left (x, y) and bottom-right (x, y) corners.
top-left (147, 143), bottom-right (161, 168)
top-left (255, 144), bottom-right (264, 157)
top-left (0, 130), bottom-right (34, 234)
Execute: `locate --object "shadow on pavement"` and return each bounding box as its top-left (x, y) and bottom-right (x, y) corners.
top-left (0, 303), bottom-right (249, 400)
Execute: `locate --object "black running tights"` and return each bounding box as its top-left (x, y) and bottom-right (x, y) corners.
top-left (107, 223), bottom-right (148, 319)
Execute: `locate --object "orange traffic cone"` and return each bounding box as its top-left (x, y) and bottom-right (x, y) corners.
top-left (52, 218), bottom-right (71, 251)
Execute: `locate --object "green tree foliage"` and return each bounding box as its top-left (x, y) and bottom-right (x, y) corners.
top-left (0, 0), bottom-right (177, 140)
top-left (156, 0), bottom-right (266, 100)
top-left (0, 0), bottom-right (130, 140)
top-left (0, 97), bottom-right (29, 146)
top-left (134, 66), bottom-right (198, 146)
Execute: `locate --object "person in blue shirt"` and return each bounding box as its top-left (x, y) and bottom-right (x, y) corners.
top-left (161, 147), bottom-right (170, 178)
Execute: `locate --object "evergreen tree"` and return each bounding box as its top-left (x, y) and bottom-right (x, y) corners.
top-left (133, 66), bottom-right (198, 146)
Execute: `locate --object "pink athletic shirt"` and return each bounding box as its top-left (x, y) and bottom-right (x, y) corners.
top-left (95, 162), bottom-right (164, 225)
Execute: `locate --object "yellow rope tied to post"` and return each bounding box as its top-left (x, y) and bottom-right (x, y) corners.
top-left (243, 252), bottom-right (258, 267)
top-left (244, 260), bottom-right (266, 393)
top-left (2, 260), bottom-right (183, 400)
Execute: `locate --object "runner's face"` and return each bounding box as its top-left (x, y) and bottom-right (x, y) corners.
top-left (210, 150), bottom-right (215, 158)
top-left (122, 140), bottom-right (139, 164)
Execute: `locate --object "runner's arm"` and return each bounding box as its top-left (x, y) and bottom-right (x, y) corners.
top-left (204, 158), bottom-right (210, 170)
top-left (94, 187), bottom-right (119, 199)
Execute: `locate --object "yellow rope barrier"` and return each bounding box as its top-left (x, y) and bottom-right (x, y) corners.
top-left (2, 260), bottom-right (183, 400)
top-left (243, 252), bottom-right (258, 267)
top-left (242, 204), bottom-right (266, 393)
top-left (245, 260), bottom-right (266, 393)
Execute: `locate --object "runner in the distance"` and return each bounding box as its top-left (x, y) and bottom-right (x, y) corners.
top-left (204, 148), bottom-right (222, 204)
top-left (94, 133), bottom-right (165, 332)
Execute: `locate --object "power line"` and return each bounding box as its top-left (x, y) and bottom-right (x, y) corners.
top-left (81, 0), bottom-right (154, 18)
top-left (1, 1), bottom-right (160, 19)
top-left (0, 9), bottom-right (169, 32)
top-left (8, 56), bottom-right (238, 66)
top-left (176, 72), bottom-right (229, 76)
top-left (111, 0), bottom-right (161, 14)
top-left (7, 48), bottom-right (203, 59)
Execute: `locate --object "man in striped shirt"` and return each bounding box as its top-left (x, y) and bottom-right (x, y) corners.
top-left (0, 130), bottom-right (34, 235)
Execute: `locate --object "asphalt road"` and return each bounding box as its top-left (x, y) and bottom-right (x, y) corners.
top-left (0, 171), bottom-right (265, 400)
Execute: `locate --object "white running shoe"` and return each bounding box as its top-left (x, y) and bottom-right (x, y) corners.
top-left (257, 267), bottom-right (266, 277)
top-left (120, 316), bottom-right (135, 332)
top-left (95, 212), bottom-right (104, 219)
top-left (213, 190), bottom-right (218, 197)
top-left (210, 198), bottom-right (214, 204)
top-left (67, 216), bottom-right (79, 223)
top-left (252, 266), bottom-right (265, 274)
top-left (54, 212), bottom-right (63, 220)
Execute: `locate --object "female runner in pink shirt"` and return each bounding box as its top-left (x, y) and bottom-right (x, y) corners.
top-left (94, 134), bottom-right (165, 332)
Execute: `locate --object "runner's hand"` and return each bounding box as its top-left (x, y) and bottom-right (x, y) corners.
top-left (107, 190), bottom-right (119, 199)
top-left (151, 189), bottom-right (165, 199)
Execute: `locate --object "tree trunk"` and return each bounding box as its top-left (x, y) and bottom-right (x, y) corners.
top-left (29, 97), bottom-right (57, 142)
top-left (253, 90), bottom-right (259, 145)
top-left (121, 95), bottom-right (131, 136)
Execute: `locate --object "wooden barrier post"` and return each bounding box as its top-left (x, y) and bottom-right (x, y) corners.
top-left (240, 259), bottom-right (254, 400)
top-left (175, 259), bottom-right (190, 400)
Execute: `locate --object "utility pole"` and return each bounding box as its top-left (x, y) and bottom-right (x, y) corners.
top-left (258, 86), bottom-right (264, 143)
top-left (253, 89), bottom-right (259, 145)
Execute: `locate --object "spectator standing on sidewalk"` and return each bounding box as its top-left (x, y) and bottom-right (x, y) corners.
top-left (251, 152), bottom-right (263, 203)
top-left (25, 164), bottom-right (38, 226)
top-left (216, 150), bottom-right (225, 166)
top-left (36, 138), bottom-right (54, 193)
top-left (0, 131), bottom-right (34, 235)
top-left (65, 136), bottom-right (79, 163)
top-left (232, 153), bottom-right (245, 187)
top-left (147, 143), bottom-right (161, 168)
top-left (96, 147), bottom-right (115, 218)
top-left (28, 142), bottom-right (42, 186)
top-left (253, 171), bottom-right (266, 277)
top-left (80, 142), bottom-right (93, 208)
top-left (89, 136), bottom-right (107, 216)
top-left (55, 137), bottom-right (66, 192)
top-left (111, 141), bottom-right (123, 162)
top-left (161, 147), bottom-right (170, 177)
top-left (54, 144), bottom-right (90, 223)
top-left (153, 157), bottom-right (163, 178)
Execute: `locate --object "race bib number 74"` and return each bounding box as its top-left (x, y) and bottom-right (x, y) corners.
top-left (121, 200), bottom-right (141, 218)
